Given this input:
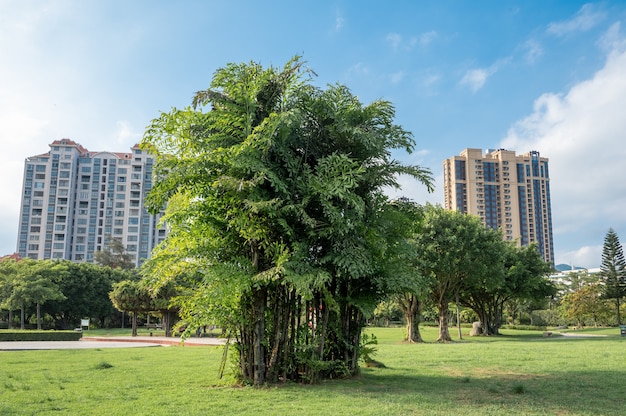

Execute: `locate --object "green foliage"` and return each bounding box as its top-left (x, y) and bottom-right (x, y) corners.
top-left (0, 259), bottom-right (133, 330)
top-left (559, 282), bottom-right (614, 327)
top-left (109, 280), bottom-right (154, 336)
top-left (140, 57), bottom-right (433, 384)
top-left (44, 262), bottom-right (130, 329)
top-left (358, 332), bottom-right (379, 364)
top-left (0, 259), bottom-right (67, 329)
top-left (464, 242), bottom-right (555, 335)
top-left (410, 205), bottom-right (505, 341)
top-left (372, 300), bottom-right (403, 326)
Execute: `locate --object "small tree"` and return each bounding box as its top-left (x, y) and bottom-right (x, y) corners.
top-left (599, 228), bottom-right (626, 325)
top-left (560, 283), bottom-right (612, 327)
top-left (109, 280), bottom-right (153, 336)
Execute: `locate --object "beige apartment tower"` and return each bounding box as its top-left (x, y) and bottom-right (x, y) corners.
top-left (443, 148), bottom-right (554, 265)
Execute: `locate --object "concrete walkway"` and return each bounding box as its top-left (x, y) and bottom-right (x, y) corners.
top-left (0, 336), bottom-right (227, 351)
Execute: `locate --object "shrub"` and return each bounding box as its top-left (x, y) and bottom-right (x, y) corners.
top-left (500, 324), bottom-right (547, 331)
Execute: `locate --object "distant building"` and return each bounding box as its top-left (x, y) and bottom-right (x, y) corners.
top-left (16, 139), bottom-right (166, 267)
top-left (443, 148), bottom-right (554, 265)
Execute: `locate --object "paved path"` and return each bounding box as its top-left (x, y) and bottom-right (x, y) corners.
top-left (0, 336), bottom-right (227, 351)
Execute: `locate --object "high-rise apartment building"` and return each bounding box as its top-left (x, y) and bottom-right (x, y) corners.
top-left (443, 148), bottom-right (554, 265)
top-left (16, 139), bottom-right (167, 267)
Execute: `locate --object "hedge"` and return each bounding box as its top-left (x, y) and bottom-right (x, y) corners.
top-left (500, 324), bottom-right (548, 331)
top-left (0, 331), bottom-right (83, 342)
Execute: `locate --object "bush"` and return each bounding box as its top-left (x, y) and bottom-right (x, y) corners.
top-left (0, 331), bottom-right (83, 341)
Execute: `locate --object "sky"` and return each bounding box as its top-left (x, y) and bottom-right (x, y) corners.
top-left (2, 1), bottom-right (626, 269)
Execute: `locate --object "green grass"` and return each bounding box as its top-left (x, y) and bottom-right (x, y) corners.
top-left (1, 326), bottom-right (624, 415)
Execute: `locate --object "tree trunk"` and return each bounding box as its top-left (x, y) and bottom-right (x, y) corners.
top-left (455, 293), bottom-right (462, 340)
top-left (403, 295), bottom-right (423, 343)
top-left (8, 309), bottom-right (13, 329)
top-left (131, 311), bottom-right (138, 336)
top-left (481, 311), bottom-right (490, 336)
top-left (437, 301), bottom-right (452, 342)
top-left (20, 304), bottom-right (25, 330)
top-left (252, 287), bottom-right (267, 386)
top-left (36, 302), bottom-right (42, 330)
top-left (164, 310), bottom-right (172, 337)
top-left (616, 297), bottom-right (621, 326)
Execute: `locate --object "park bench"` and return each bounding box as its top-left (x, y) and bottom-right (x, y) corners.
top-left (144, 323), bottom-right (162, 330)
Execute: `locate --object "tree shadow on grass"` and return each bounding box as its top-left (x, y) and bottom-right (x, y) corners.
top-left (334, 368), bottom-right (625, 415)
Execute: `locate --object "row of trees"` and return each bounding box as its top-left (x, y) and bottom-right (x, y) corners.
top-left (0, 258), bottom-right (131, 329)
top-left (375, 227), bottom-right (626, 332)
top-left (384, 203), bottom-right (555, 343)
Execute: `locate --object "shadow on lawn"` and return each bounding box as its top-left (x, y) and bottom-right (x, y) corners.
top-left (342, 368), bottom-right (624, 414)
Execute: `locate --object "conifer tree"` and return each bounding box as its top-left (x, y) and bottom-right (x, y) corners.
top-left (599, 228), bottom-right (626, 325)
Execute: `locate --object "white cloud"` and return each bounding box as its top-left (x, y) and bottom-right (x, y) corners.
top-left (597, 22), bottom-right (626, 53)
top-left (386, 33), bottom-right (402, 50)
top-left (386, 31), bottom-right (436, 52)
top-left (460, 58), bottom-right (510, 92)
top-left (111, 121), bottom-right (142, 147)
top-left (555, 245), bottom-right (602, 270)
top-left (347, 62), bottom-right (369, 78)
top-left (460, 68), bottom-right (489, 92)
top-left (423, 73), bottom-right (441, 87)
top-left (546, 3), bottom-right (606, 36)
top-left (523, 39), bottom-right (544, 64)
top-left (501, 31), bottom-right (626, 267)
top-left (335, 15), bottom-right (345, 32)
top-left (419, 30), bottom-right (438, 47)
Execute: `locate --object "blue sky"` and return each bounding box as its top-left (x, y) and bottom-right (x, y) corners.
top-left (2, 1), bottom-right (626, 268)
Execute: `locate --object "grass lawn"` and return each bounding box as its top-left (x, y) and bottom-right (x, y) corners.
top-left (1, 326), bottom-right (624, 415)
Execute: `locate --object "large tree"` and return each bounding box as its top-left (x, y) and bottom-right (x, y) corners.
top-left (140, 57), bottom-right (432, 384)
top-left (461, 242), bottom-right (554, 335)
top-left (599, 228), bottom-right (626, 325)
top-left (44, 262), bottom-right (130, 329)
top-left (412, 205), bottom-right (503, 342)
top-left (379, 199), bottom-right (431, 343)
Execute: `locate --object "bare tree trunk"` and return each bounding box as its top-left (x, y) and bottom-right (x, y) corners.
top-left (20, 304), bottom-right (25, 330)
top-left (437, 301), bottom-right (452, 342)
